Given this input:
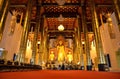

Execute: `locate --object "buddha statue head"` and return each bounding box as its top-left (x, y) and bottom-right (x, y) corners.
top-left (59, 40), bottom-right (63, 45)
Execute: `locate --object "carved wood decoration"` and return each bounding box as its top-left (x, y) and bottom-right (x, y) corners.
top-left (10, 0), bottom-right (114, 40)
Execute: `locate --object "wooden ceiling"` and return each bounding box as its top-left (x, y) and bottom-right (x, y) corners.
top-left (42, 0), bottom-right (79, 4)
top-left (47, 18), bottom-right (76, 30)
top-left (10, 0), bottom-right (114, 38)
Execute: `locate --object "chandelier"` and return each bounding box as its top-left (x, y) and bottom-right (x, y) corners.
top-left (58, 14), bottom-right (64, 31)
top-left (58, 24), bottom-right (64, 31)
top-left (55, 0), bottom-right (65, 6)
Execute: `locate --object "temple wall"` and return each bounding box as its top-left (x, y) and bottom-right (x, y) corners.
top-left (0, 12), bottom-right (23, 61)
top-left (100, 12), bottom-right (120, 71)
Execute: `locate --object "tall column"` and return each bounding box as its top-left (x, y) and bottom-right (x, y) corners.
top-left (46, 34), bottom-right (50, 62)
top-left (73, 25), bottom-right (81, 64)
top-left (75, 27), bottom-right (79, 64)
top-left (113, 0), bottom-right (120, 21)
top-left (19, 0), bottom-right (32, 63)
top-left (77, 15), bottom-right (81, 65)
top-left (81, 6), bottom-right (92, 70)
top-left (0, 0), bottom-right (10, 41)
top-left (113, 0), bottom-right (120, 31)
top-left (32, 2), bottom-right (41, 65)
top-left (73, 30), bottom-right (77, 64)
top-left (0, 0), bottom-right (4, 10)
top-left (90, 0), bottom-right (106, 71)
top-left (76, 29), bottom-right (80, 64)
top-left (72, 33), bottom-right (75, 63)
top-left (39, 15), bottom-right (45, 65)
top-left (77, 15), bottom-right (84, 70)
top-left (43, 26), bottom-right (48, 63)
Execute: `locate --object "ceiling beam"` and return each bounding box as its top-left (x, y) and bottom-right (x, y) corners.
top-left (49, 36), bottom-right (73, 39)
top-left (44, 13), bottom-right (77, 18)
top-left (96, 4), bottom-right (113, 7)
top-left (30, 21), bottom-right (36, 24)
top-left (48, 30), bottom-right (75, 33)
top-left (42, 3), bottom-right (80, 6)
top-left (10, 4), bottom-right (26, 7)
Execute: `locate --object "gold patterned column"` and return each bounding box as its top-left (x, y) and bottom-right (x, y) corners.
top-left (77, 15), bottom-right (84, 69)
top-left (46, 34), bottom-right (50, 62)
top-left (32, 2), bottom-right (41, 65)
top-left (73, 27), bottom-right (79, 64)
top-left (113, 0), bottom-right (120, 21)
top-left (0, 0), bottom-right (4, 10)
top-left (42, 15), bottom-right (48, 63)
top-left (81, 6), bottom-right (92, 70)
top-left (90, 0), bottom-right (106, 71)
top-left (19, 0), bottom-right (32, 63)
top-left (72, 33), bottom-right (75, 63)
top-left (77, 15), bottom-right (82, 64)
top-left (77, 16), bottom-right (84, 70)
top-left (0, 0), bottom-right (10, 41)
top-left (39, 15), bottom-right (45, 65)
top-left (43, 26), bottom-right (48, 63)
top-left (113, 0), bottom-right (120, 31)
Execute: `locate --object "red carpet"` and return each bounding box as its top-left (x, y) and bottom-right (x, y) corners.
top-left (0, 70), bottom-right (120, 79)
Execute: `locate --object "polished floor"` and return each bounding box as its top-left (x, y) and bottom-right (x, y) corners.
top-left (0, 70), bottom-right (120, 79)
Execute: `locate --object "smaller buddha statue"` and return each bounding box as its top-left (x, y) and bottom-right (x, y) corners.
top-left (66, 52), bottom-right (73, 63)
top-left (49, 51), bottom-right (55, 62)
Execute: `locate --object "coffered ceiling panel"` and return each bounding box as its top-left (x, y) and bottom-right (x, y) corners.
top-left (47, 18), bottom-right (76, 30)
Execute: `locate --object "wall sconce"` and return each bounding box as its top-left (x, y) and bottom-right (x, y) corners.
top-left (37, 41), bottom-right (40, 44)
top-left (82, 41), bottom-right (85, 44)
top-left (37, 41), bottom-right (40, 49)
top-left (107, 13), bottom-right (115, 39)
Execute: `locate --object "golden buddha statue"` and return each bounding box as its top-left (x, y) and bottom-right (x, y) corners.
top-left (57, 40), bottom-right (65, 63)
top-left (49, 51), bottom-right (55, 61)
top-left (67, 52), bottom-right (73, 63)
